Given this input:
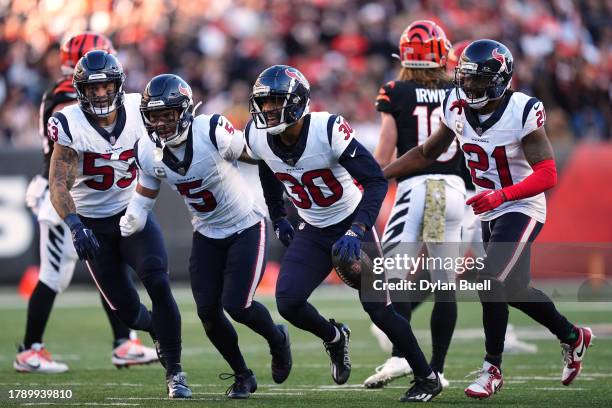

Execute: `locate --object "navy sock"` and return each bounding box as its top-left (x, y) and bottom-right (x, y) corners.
top-left (277, 298), bottom-right (336, 342)
top-left (24, 281), bottom-right (57, 348)
top-left (430, 291), bottom-right (457, 373)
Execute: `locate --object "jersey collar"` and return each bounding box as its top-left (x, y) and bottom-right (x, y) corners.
top-left (83, 105), bottom-right (127, 145)
top-left (464, 93), bottom-right (512, 136)
top-left (266, 114), bottom-right (311, 167)
top-left (161, 124), bottom-right (194, 176)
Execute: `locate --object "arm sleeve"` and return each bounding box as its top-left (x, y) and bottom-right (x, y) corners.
top-left (501, 158), bottom-right (556, 201)
top-left (521, 98), bottom-right (546, 140)
top-left (258, 161), bottom-right (287, 221)
top-left (338, 138), bottom-right (388, 230)
top-left (213, 115), bottom-right (245, 161)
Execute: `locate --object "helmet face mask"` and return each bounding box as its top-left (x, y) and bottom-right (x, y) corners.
top-left (73, 51), bottom-right (126, 118)
top-left (140, 74), bottom-right (195, 148)
top-left (249, 65), bottom-right (310, 135)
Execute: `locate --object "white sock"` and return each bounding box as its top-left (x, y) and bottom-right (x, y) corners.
top-left (427, 371), bottom-right (437, 380)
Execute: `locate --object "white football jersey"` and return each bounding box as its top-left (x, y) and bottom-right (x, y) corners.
top-left (50, 93), bottom-right (144, 218)
top-left (441, 90), bottom-right (547, 222)
top-left (136, 114), bottom-right (264, 239)
top-left (246, 112), bottom-right (362, 228)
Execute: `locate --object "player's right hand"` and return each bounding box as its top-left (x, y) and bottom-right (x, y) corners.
top-left (25, 175), bottom-right (48, 215)
top-left (273, 217), bottom-right (294, 247)
top-left (119, 212), bottom-right (147, 237)
top-left (64, 214), bottom-right (100, 260)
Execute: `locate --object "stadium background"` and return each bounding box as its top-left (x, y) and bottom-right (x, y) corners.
top-left (0, 0), bottom-right (610, 288)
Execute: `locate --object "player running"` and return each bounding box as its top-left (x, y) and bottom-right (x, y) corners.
top-left (16, 32), bottom-right (157, 374)
top-left (384, 39), bottom-right (593, 399)
top-left (365, 20), bottom-right (462, 390)
top-left (47, 50), bottom-right (191, 398)
top-left (247, 65), bottom-right (443, 402)
top-left (120, 74), bottom-right (292, 399)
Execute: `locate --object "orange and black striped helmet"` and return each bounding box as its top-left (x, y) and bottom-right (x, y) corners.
top-left (394, 20), bottom-right (451, 69)
top-left (60, 32), bottom-right (115, 75)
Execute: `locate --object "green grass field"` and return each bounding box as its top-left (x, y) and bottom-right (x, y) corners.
top-left (1, 285), bottom-right (611, 407)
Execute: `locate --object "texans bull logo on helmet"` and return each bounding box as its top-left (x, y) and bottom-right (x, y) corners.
top-left (285, 68), bottom-right (310, 89)
top-left (492, 48), bottom-right (508, 73)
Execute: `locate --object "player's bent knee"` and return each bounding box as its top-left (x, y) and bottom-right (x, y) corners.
top-left (276, 297), bottom-right (306, 322)
top-left (196, 304), bottom-right (224, 325)
top-left (139, 255), bottom-right (168, 279)
top-left (223, 304), bottom-right (249, 323)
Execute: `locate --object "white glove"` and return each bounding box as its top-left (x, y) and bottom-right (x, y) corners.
top-left (25, 175), bottom-right (49, 215)
top-left (119, 210), bottom-right (147, 237)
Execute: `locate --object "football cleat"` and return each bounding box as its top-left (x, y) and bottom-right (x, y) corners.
top-left (438, 372), bottom-right (450, 389)
top-left (220, 369), bottom-right (258, 399)
top-left (112, 338), bottom-right (159, 368)
top-left (399, 373), bottom-right (443, 403)
top-left (14, 343), bottom-right (68, 374)
top-left (323, 320), bottom-right (351, 385)
top-left (270, 324), bottom-right (292, 384)
top-left (166, 371), bottom-right (192, 399)
top-left (464, 361), bottom-right (503, 399)
top-left (561, 326), bottom-right (594, 386)
top-left (363, 356), bottom-right (412, 389)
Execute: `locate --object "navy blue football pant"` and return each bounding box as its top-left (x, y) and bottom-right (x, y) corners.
top-left (79, 211), bottom-right (182, 375)
top-left (276, 213), bottom-right (433, 377)
top-left (477, 212), bottom-right (574, 363)
top-left (190, 220), bottom-right (283, 374)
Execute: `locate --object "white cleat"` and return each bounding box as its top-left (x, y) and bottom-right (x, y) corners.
top-left (14, 343), bottom-right (69, 374)
top-left (438, 372), bottom-right (450, 388)
top-left (561, 326), bottom-right (594, 386)
top-left (505, 324), bottom-right (538, 354)
top-left (363, 356), bottom-right (412, 388)
top-left (112, 337), bottom-right (159, 368)
top-left (464, 361), bottom-right (503, 399)
top-left (369, 323), bottom-right (393, 353)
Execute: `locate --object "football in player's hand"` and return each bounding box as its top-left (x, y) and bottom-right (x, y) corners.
top-left (332, 249), bottom-right (373, 290)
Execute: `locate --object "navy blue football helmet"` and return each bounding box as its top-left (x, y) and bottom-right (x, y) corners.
top-left (140, 74), bottom-right (195, 147)
top-left (454, 39), bottom-right (513, 109)
top-left (73, 50), bottom-right (125, 117)
top-left (249, 65), bottom-right (310, 135)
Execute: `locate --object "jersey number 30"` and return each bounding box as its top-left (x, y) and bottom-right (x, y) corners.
top-left (276, 169), bottom-right (343, 209)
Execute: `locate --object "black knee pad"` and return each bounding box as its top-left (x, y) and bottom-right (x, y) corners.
top-left (276, 297), bottom-right (306, 321)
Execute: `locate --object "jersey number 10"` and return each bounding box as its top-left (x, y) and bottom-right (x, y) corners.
top-left (413, 105), bottom-right (457, 162)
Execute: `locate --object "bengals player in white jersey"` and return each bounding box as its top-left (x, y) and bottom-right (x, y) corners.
top-left (384, 39), bottom-right (592, 399)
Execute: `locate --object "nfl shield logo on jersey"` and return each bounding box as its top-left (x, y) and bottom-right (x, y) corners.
top-left (154, 167), bottom-right (167, 178)
top-left (455, 120), bottom-right (464, 135)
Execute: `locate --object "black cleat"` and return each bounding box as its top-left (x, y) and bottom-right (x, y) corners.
top-left (323, 319), bottom-right (351, 385)
top-left (271, 324), bottom-right (292, 384)
top-left (220, 369), bottom-right (258, 399)
top-left (399, 373), bottom-right (442, 403)
top-left (166, 372), bottom-right (192, 399)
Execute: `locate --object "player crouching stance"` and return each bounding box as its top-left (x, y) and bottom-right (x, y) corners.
top-left (384, 39), bottom-right (593, 399)
top-left (120, 74), bottom-right (292, 399)
top-left (48, 51), bottom-right (191, 398)
top-left (247, 65), bottom-right (442, 402)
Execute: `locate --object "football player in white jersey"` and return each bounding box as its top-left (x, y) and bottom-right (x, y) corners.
top-left (48, 51), bottom-right (191, 398)
top-left (16, 32), bottom-right (157, 375)
top-left (246, 65), bottom-right (443, 402)
top-left (384, 39), bottom-right (593, 399)
top-left (119, 74), bottom-right (292, 399)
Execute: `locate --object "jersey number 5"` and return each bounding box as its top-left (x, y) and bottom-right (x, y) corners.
top-left (83, 150), bottom-right (137, 191)
top-left (176, 180), bottom-right (218, 212)
top-left (462, 143), bottom-right (513, 188)
top-left (276, 169), bottom-right (343, 209)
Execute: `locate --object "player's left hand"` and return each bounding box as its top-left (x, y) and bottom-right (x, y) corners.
top-left (466, 190), bottom-right (507, 214)
top-left (119, 211), bottom-right (147, 237)
top-left (332, 224), bottom-right (365, 263)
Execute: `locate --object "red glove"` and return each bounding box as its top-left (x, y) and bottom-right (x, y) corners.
top-left (466, 190), bottom-right (507, 214)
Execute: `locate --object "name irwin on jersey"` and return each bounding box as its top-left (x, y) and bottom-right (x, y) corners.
top-left (415, 88), bottom-right (448, 104)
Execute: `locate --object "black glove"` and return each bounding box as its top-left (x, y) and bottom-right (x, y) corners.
top-left (64, 213), bottom-right (100, 260)
top-left (273, 217), bottom-right (295, 247)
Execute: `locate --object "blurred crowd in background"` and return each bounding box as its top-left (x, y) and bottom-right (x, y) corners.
top-left (0, 0), bottom-right (610, 148)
